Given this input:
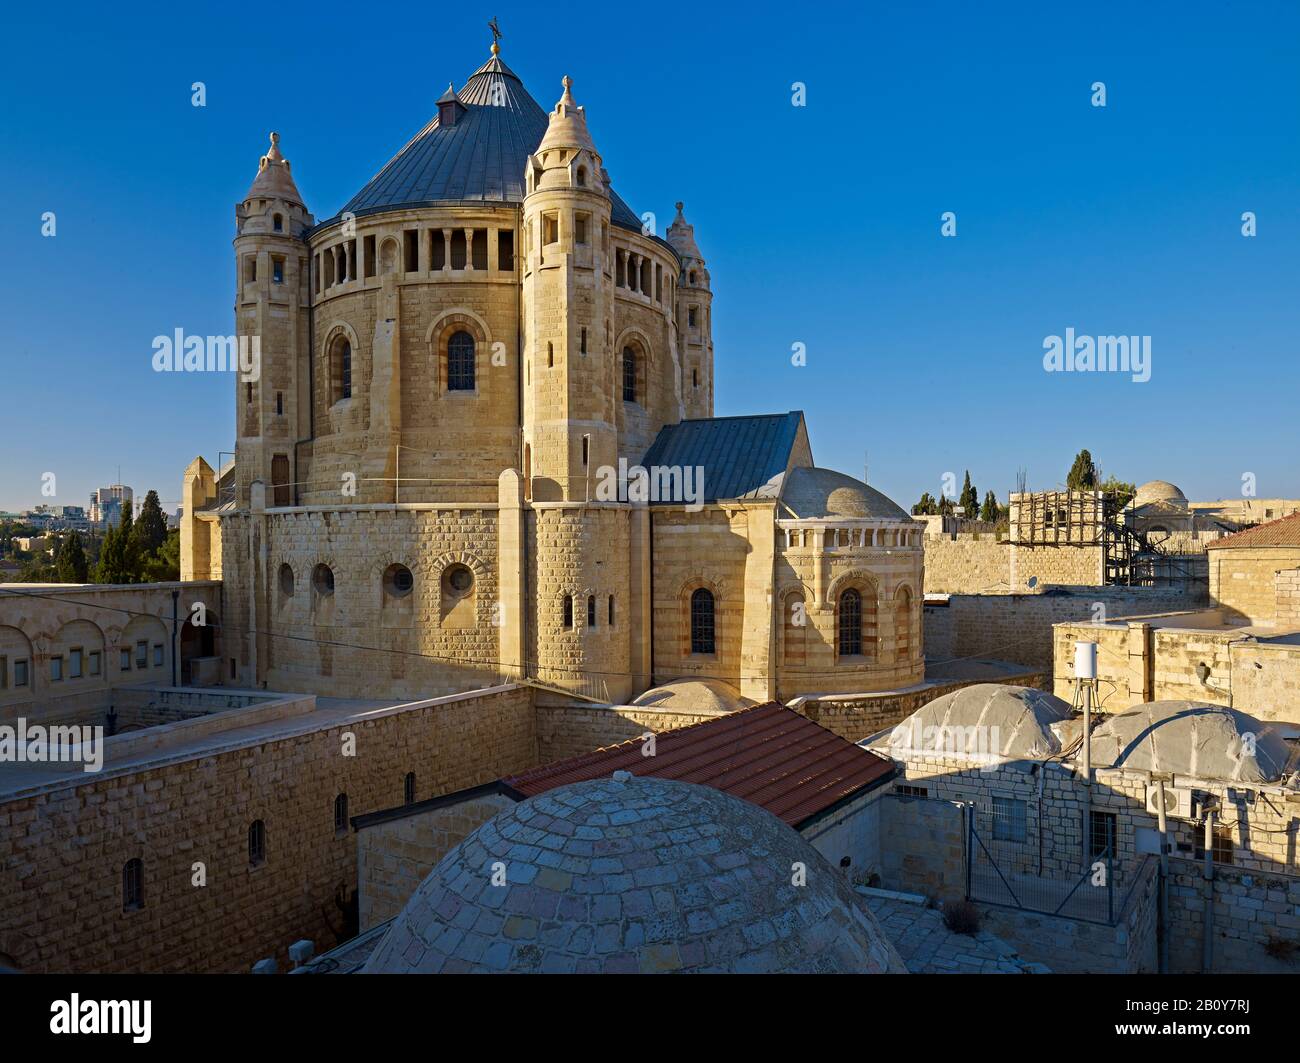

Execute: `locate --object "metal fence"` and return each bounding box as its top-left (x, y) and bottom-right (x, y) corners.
top-left (967, 814), bottom-right (1121, 925)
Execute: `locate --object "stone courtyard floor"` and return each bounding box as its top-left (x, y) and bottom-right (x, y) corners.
top-left (861, 892), bottom-right (1051, 974)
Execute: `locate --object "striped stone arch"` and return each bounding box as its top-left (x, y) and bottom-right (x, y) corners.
top-left (827, 570), bottom-right (880, 662)
top-left (426, 309), bottom-right (492, 393)
top-left (892, 583), bottom-right (917, 663)
top-left (321, 320), bottom-right (361, 406)
top-left (678, 575), bottom-right (725, 657)
top-left (430, 550), bottom-right (489, 627)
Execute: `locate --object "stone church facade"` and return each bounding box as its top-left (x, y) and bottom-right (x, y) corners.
top-left (181, 38), bottom-right (924, 706)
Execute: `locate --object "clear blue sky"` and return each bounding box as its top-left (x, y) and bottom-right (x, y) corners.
top-left (3, 0), bottom-right (1297, 514)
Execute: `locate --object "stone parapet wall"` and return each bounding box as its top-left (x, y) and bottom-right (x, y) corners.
top-left (929, 585), bottom-right (1203, 674)
top-left (0, 685), bottom-right (537, 974)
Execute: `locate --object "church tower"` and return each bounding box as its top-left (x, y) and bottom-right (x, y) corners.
top-left (521, 78), bottom-right (632, 702)
top-left (521, 77), bottom-right (616, 503)
top-left (668, 203), bottom-right (714, 419)
top-left (233, 133), bottom-right (313, 507)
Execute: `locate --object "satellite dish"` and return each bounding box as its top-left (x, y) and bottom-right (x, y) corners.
top-left (1027, 576), bottom-right (1038, 589)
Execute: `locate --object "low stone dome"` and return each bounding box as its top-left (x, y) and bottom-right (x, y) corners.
top-left (631, 678), bottom-right (752, 713)
top-left (1088, 702), bottom-right (1297, 782)
top-left (779, 466), bottom-right (911, 521)
top-left (873, 684), bottom-right (1074, 761)
top-left (362, 776), bottom-right (905, 974)
top-left (1134, 480), bottom-right (1187, 509)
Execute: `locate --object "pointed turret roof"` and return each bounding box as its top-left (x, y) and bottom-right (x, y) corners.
top-left (537, 75), bottom-right (597, 155)
top-left (245, 132), bottom-right (304, 205)
top-left (667, 202), bottom-right (703, 261)
top-left (332, 46), bottom-right (646, 234)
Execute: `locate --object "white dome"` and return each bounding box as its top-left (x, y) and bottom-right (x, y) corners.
top-left (1134, 480), bottom-right (1187, 508)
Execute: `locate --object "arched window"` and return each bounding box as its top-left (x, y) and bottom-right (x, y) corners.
top-left (447, 330), bottom-right (475, 391)
top-left (330, 337), bottom-right (352, 404)
top-left (562, 595), bottom-right (573, 629)
top-left (273, 213), bottom-right (283, 232)
top-left (895, 587), bottom-right (913, 661)
top-left (587, 595), bottom-right (596, 627)
top-left (622, 347), bottom-right (636, 402)
top-left (690, 588), bottom-right (715, 654)
top-left (122, 858), bottom-right (144, 911)
top-left (576, 165), bottom-right (587, 187)
top-left (384, 563), bottom-right (414, 598)
top-left (838, 589), bottom-right (863, 656)
top-left (278, 563), bottom-right (294, 597)
top-left (333, 794), bottom-right (348, 835)
top-left (404, 772), bottom-right (416, 805)
top-left (312, 564), bottom-right (335, 597)
top-left (783, 592), bottom-right (807, 666)
top-left (249, 819), bottom-right (266, 867)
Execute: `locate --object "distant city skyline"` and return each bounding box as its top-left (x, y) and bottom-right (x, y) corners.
top-left (3, 1), bottom-right (1297, 512)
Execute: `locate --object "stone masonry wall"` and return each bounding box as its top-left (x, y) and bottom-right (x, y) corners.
top-left (355, 791), bottom-right (516, 932)
top-left (534, 701), bottom-right (733, 763)
top-left (931, 585), bottom-right (1201, 673)
top-left (923, 536), bottom-right (1104, 595)
top-left (793, 672), bottom-right (1048, 745)
top-left (876, 793), bottom-right (967, 899)
top-left (0, 685), bottom-right (537, 974)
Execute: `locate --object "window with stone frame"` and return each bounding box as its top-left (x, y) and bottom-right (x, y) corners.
top-left (690, 588), bottom-right (715, 655)
top-left (447, 331), bottom-right (475, 391)
top-left (622, 347), bottom-right (637, 403)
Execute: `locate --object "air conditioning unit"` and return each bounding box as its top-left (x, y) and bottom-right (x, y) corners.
top-left (1145, 785), bottom-right (1194, 819)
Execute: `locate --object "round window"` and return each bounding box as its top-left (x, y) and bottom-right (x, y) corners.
top-left (312, 564), bottom-right (335, 596)
top-left (384, 563), bottom-right (414, 598)
top-left (445, 565), bottom-right (473, 595)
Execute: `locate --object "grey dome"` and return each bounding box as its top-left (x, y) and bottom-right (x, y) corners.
top-left (1088, 701), bottom-right (1296, 782)
top-left (779, 466), bottom-right (910, 521)
top-left (362, 776), bottom-right (905, 974)
top-left (873, 684), bottom-right (1075, 761)
top-left (331, 52), bottom-right (646, 236)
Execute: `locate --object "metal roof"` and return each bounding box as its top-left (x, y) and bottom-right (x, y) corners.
top-left (640, 411), bottom-right (805, 505)
top-left (1206, 511), bottom-right (1300, 550)
top-left (326, 53), bottom-right (647, 237)
top-left (503, 702), bottom-right (895, 829)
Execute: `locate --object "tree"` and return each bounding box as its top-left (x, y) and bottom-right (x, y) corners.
top-left (980, 490), bottom-right (1000, 523)
top-left (1098, 474), bottom-right (1136, 510)
top-left (911, 492), bottom-right (939, 516)
top-left (959, 471), bottom-right (979, 517)
top-left (55, 531), bottom-right (89, 583)
top-left (1066, 449), bottom-right (1099, 490)
top-left (95, 503), bottom-right (139, 584)
top-left (133, 490), bottom-right (168, 558)
top-left (141, 529), bottom-right (181, 582)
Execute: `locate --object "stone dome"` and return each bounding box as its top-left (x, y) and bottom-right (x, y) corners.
top-left (361, 776), bottom-right (906, 974)
top-left (1134, 480), bottom-right (1187, 509)
top-left (631, 677), bottom-right (752, 712)
top-left (872, 684), bottom-right (1075, 761)
top-left (778, 466), bottom-right (911, 521)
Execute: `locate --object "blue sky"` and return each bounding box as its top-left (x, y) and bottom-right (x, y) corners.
top-left (2, 0), bottom-right (1297, 513)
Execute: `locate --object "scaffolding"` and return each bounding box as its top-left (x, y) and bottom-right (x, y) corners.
top-left (1006, 489), bottom-right (1199, 587)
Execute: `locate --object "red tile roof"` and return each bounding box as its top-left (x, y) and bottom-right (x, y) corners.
top-left (1206, 512), bottom-right (1300, 550)
top-left (503, 702), bottom-right (895, 828)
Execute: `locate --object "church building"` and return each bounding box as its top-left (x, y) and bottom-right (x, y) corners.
top-left (181, 35), bottom-right (923, 706)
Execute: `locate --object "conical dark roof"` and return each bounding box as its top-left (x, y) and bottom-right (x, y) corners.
top-left (332, 53), bottom-right (645, 233)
